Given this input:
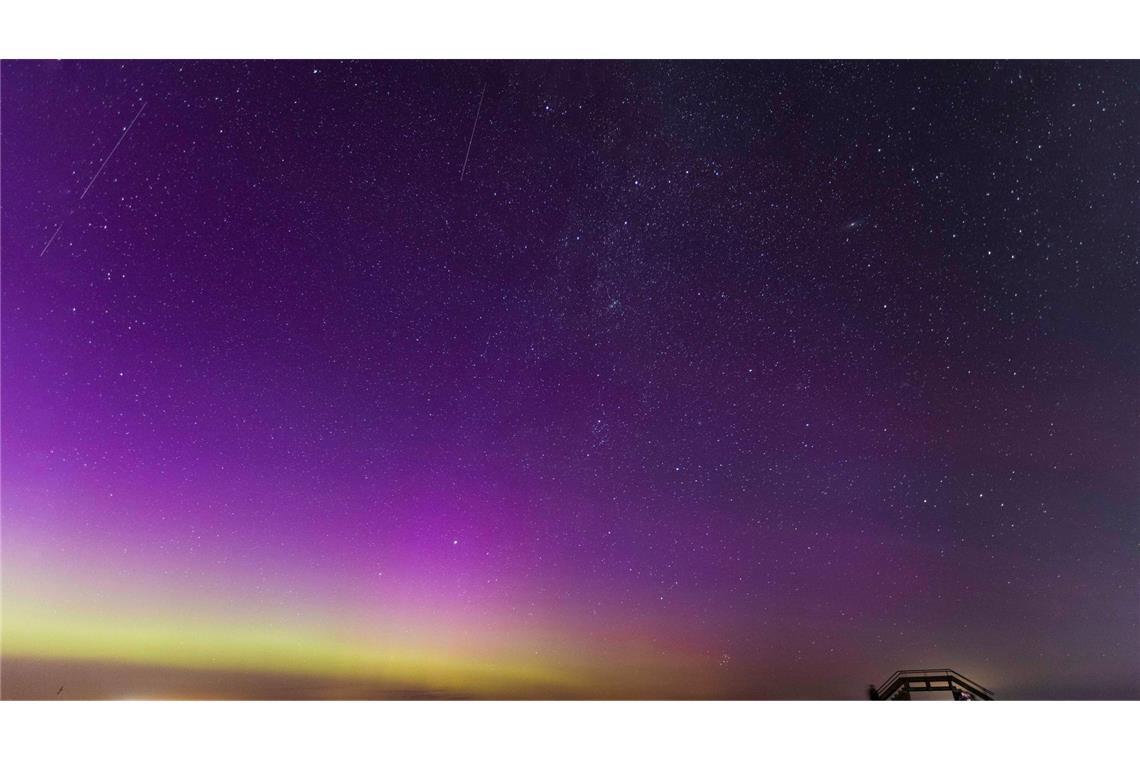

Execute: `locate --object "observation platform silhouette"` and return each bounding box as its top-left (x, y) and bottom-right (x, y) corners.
top-left (869, 669), bottom-right (994, 700)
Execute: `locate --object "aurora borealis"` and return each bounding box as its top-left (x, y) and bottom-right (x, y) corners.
top-left (2, 60), bottom-right (1137, 699)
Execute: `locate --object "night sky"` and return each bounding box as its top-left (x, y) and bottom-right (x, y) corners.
top-left (2, 61), bottom-right (1137, 699)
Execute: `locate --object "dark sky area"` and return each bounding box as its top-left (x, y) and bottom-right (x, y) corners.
top-left (1, 60), bottom-right (1137, 698)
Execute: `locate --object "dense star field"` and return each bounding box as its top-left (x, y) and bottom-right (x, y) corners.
top-left (1, 61), bottom-right (1136, 699)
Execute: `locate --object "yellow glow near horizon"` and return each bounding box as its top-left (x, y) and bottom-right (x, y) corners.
top-left (2, 598), bottom-right (589, 698)
top-left (1, 531), bottom-right (727, 699)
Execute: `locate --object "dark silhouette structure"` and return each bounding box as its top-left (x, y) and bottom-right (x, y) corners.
top-left (870, 669), bottom-right (994, 700)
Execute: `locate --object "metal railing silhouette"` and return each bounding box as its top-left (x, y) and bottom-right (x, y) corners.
top-left (872, 669), bottom-right (994, 700)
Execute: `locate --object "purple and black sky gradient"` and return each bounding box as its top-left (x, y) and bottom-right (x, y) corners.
top-left (2, 61), bottom-right (1137, 699)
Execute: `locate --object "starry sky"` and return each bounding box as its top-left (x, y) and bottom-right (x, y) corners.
top-left (1, 60), bottom-right (1137, 699)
